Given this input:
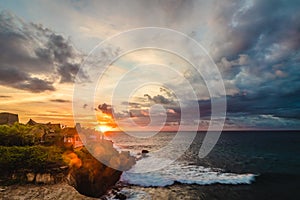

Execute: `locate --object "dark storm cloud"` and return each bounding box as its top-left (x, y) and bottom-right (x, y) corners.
top-left (201, 0), bottom-right (300, 128)
top-left (197, 88), bottom-right (300, 122)
top-left (211, 0), bottom-right (300, 60)
top-left (0, 10), bottom-right (88, 92)
top-left (16, 77), bottom-right (55, 93)
top-left (62, 0), bottom-right (298, 129)
top-left (228, 90), bottom-right (300, 120)
top-left (45, 33), bottom-right (89, 83)
top-left (98, 103), bottom-right (113, 115)
top-left (0, 67), bottom-right (55, 93)
top-left (144, 94), bottom-right (174, 105)
top-left (208, 0), bottom-right (300, 78)
top-left (89, 0), bottom-right (300, 128)
top-left (142, 92), bottom-right (181, 123)
top-left (119, 90), bottom-right (181, 124)
top-left (57, 62), bottom-right (81, 83)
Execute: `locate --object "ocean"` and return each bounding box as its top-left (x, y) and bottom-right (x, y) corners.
top-left (105, 131), bottom-right (300, 200)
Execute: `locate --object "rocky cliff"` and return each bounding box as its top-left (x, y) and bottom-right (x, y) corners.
top-left (65, 140), bottom-right (136, 198)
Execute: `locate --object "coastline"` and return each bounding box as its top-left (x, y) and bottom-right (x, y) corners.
top-left (2, 172), bottom-right (300, 200)
top-left (1, 131), bottom-right (299, 200)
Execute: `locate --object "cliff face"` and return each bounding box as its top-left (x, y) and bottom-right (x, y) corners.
top-left (67, 154), bottom-right (122, 198)
top-left (65, 141), bottom-right (136, 198)
top-left (0, 133), bottom-right (135, 198)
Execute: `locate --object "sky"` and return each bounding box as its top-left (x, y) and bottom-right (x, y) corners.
top-left (0, 0), bottom-right (299, 130)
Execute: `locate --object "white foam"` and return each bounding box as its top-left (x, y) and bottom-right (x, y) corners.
top-left (128, 155), bottom-right (176, 173)
top-left (121, 159), bottom-right (256, 187)
top-left (109, 135), bottom-right (256, 187)
top-left (112, 143), bottom-right (123, 153)
top-left (112, 142), bottom-right (140, 157)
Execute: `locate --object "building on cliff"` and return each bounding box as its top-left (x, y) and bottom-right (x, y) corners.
top-left (27, 119), bottom-right (63, 131)
top-left (62, 127), bottom-right (85, 148)
top-left (26, 119), bottom-right (63, 144)
top-left (62, 124), bottom-right (107, 149)
top-left (0, 112), bottom-right (19, 125)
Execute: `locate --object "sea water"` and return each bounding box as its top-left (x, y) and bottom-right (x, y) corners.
top-left (106, 131), bottom-right (300, 200)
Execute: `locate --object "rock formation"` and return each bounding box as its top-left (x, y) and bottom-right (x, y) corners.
top-left (66, 140), bottom-right (135, 198)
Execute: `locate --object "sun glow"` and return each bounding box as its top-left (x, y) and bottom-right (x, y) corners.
top-left (96, 111), bottom-right (117, 134)
top-left (96, 125), bottom-right (112, 133)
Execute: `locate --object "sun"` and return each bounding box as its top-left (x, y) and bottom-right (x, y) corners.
top-left (95, 105), bottom-right (118, 135)
top-left (96, 125), bottom-right (112, 133)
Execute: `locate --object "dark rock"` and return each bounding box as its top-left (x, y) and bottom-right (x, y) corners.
top-left (66, 141), bottom-right (135, 198)
top-left (115, 192), bottom-right (127, 200)
top-left (68, 164), bottom-right (122, 198)
top-left (67, 150), bottom-right (122, 197)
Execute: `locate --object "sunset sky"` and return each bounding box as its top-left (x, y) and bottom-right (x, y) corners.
top-left (0, 0), bottom-right (299, 130)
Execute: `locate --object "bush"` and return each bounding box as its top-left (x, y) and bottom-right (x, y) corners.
top-left (0, 123), bottom-right (38, 146)
top-left (0, 145), bottom-right (65, 174)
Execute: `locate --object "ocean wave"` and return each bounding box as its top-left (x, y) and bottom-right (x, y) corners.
top-left (121, 157), bottom-right (257, 187)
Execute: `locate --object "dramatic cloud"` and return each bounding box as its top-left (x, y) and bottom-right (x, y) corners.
top-left (117, 88), bottom-right (181, 126)
top-left (1, 0), bottom-right (299, 128)
top-left (144, 94), bottom-right (174, 105)
top-left (0, 67), bottom-right (55, 93)
top-left (97, 103), bottom-right (113, 116)
top-left (0, 10), bottom-right (88, 93)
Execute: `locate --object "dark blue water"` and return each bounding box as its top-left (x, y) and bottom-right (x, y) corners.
top-left (107, 131), bottom-right (300, 199)
top-left (191, 131), bottom-right (300, 174)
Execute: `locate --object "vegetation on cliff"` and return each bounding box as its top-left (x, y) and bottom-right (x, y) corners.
top-left (0, 123), bottom-right (136, 197)
top-left (0, 145), bottom-right (64, 173)
top-left (0, 123), bottom-right (65, 175)
top-left (0, 123), bottom-right (37, 146)
top-left (0, 123), bottom-right (66, 184)
top-left (0, 123), bottom-right (62, 146)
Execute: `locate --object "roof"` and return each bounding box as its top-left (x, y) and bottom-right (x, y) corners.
top-left (27, 118), bottom-right (37, 125)
top-left (62, 127), bottom-right (78, 136)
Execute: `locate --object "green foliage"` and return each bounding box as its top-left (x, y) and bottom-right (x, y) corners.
top-left (0, 145), bottom-right (65, 173)
top-left (0, 123), bottom-right (37, 146)
top-left (0, 123), bottom-right (67, 179)
top-left (0, 123), bottom-right (63, 146)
